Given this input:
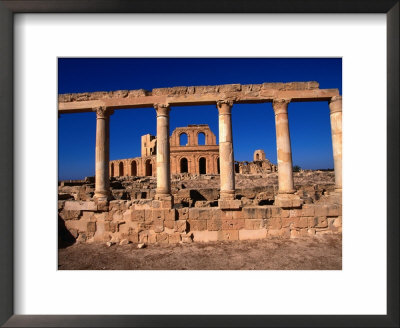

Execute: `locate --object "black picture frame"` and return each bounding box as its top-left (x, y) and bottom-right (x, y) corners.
top-left (0, 1), bottom-right (398, 327)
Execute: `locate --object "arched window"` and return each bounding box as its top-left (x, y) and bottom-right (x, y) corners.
top-left (180, 158), bottom-right (188, 173)
top-left (131, 161), bottom-right (137, 176)
top-left (119, 162), bottom-right (124, 176)
top-left (198, 132), bottom-right (206, 145)
top-left (235, 163), bottom-right (240, 173)
top-left (145, 159), bottom-right (152, 176)
top-left (256, 153), bottom-right (260, 160)
top-left (217, 157), bottom-right (220, 174)
top-left (179, 133), bottom-right (188, 146)
top-left (199, 157), bottom-right (206, 174)
top-left (110, 163), bottom-right (114, 177)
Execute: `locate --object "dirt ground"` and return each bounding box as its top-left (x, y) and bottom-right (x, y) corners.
top-left (58, 235), bottom-right (341, 270)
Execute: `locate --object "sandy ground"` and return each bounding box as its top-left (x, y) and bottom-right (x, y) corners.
top-left (58, 235), bottom-right (341, 270)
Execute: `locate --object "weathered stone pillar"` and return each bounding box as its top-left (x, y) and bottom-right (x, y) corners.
top-left (329, 95), bottom-right (342, 191)
top-left (94, 106), bottom-right (113, 200)
top-left (154, 103), bottom-right (173, 207)
top-left (273, 99), bottom-right (295, 194)
top-left (273, 99), bottom-right (302, 208)
top-left (217, 99), bottom-right (236, 200)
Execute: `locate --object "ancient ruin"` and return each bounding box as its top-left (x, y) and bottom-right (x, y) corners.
top-left (109, 124), bottom-right (276, 177)
top-left (58, 82), bottom-right (342, 245)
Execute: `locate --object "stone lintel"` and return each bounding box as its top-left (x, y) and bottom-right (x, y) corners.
top-left (58, 83), bottom-right (340, 114)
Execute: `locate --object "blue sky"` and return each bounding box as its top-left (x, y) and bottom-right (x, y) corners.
top-left (58, 58), bottom-right (342, 180)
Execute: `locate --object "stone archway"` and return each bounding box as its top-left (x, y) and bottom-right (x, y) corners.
top-left (197, 132), bottom-right (206, 145)
top-left (199, 157), bottom-right (206, 174)
top-left (119, 162), bottom-right (124, 176)
top-left (180, 157), bottom-right (188, 173)
top-left (110, 163), bottom-right (114, 177)
top-left (217, 157), bottom-right (220, 174)
top-left (145, 159), bottom-right (152, 176)
top-left (179, 132), bottom-right (188, 146)
top-left (131, 161), bottom-right (137, 176)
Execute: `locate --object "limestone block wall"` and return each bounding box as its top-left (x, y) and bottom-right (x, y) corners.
top-left (58, 200), bottom-right (342, 245)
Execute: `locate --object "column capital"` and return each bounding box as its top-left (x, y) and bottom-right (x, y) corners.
top-left (216, 99), bottom-right (234, 114)
top-left (272, 98), bottom-right (291, 114)
top-left (329, 95), bottom-right (342, 113)
top-left (93, 106), bottom-right (113, 118)
top-left (154, 103), bottom-right (170, 117)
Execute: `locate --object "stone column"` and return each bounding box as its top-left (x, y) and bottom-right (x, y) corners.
top-left (273, 99), bottom-right (295, 194)
top-left (94, 106), bottom-right (113, 200)
top-left (217, 100), bottom-right (235, 200)
top-left (154, 103), bottom-right (172, 205)
top-left (329, 96), bottom-right (342, 191)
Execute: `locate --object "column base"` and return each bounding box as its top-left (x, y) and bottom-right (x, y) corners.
top-left (274, 193), bottom-right (303, 208)
top-left (154, 193), bottom-right (174, 209)
top-left (218, 199), bottom-right (242, 210)
top-left (94, 190), bottom-right (111, 201)
top-left (220, 190), bottom-right (235, 200)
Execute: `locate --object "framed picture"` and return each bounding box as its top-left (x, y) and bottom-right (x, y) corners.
top-left (0, 1), bottom-right (398, 327)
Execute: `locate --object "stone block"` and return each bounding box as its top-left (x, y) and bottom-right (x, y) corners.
top-left (244, 219), bottom-right (263, 230)
top-left (281, 217), bottom-right (294, 228)
top-left (314, 205), bottom-right (328, 217)
top-left (301, 205), bottom-right (315, 217)
top-left (96, 200), bottom-right (109, 212)
top-left (174, 220), bottom-right (188, 233)
top-left (156, 233), bottom-right (169, 244)
top-left (221, 219), bottom-right (245, 230)
top-left (232, 210), bottom-right (244, 219)
top-left (58, 200), bottom-right (65, 211)
top-left (218, 200), bottom-right (242, 210)
top-left (65, 201), bottom-right (97, 212)
top-left (242, 207), bottom-right (256, 219)
top-left (128, 233), bottom-right (139, 243)
top-left (307, 217), bottom-right (318, 228)
top-left (165, 209), bottom-right (177, 221)
top-left (81, 211), bottom-right (94, 221)
top-left (294, 217), bottom-right (308, 229)
top-left (189, 219), bottom-right (207, 231)
top-left (178, 208), bottom-right (189, 220)
top-left (219, 230), bottom-right (239, 241)
top-left (207, 219), bottom-right (222, 231)
top-left (152, 209), bottom-right (165, 220)
top-left (280, 209), bottom-right (290, 218)
top-left (139, 231), bottom-right (148, 244)
top-left (152, 219), bottom-right (164, 233)
top-left (168, 233), bottom-right (181, 244)
top-left (87, 222), bottom-right (96, 233)
top-left (308, 228), bottom-right (316, 235)
top-left (164, 220), bottom-right (175, 230)
top-left (188, 208), bottom-right (200, 219)
top-left (289, 209), bottom-right (302, 218)
top-left (239, 229), bottom-right (267, 240)
top-left (181, 232), bottom-right (194, 243)
top-left (270, 207), bottom-right (281, 217)
top-left (198, 209), bottom-right (212, 220)
top-left (144, 209), bottom-right (153, 222)
top-left (327, 205), bottom-right (341, 217)
top-left (61, 209), bottom-right (81, 220)
top-left (316, 217), bottom-right (328, 228)
top-left (132, 210), bottom-right (145, 222)
top-left (267, 217), bottom-right (282, 230)
top-left (291, 229), bottom-right (309, 238)
top-left (148, 232), bottom-right (157, 244)
top-left (193, 230), bottom-right (219, 242)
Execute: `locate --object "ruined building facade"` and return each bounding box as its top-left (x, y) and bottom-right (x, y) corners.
top-left (109, 124), bottom-right (276, 177)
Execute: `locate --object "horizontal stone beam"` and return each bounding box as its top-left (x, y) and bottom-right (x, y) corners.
top-left (58, 82), bottom-right (340, 114)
